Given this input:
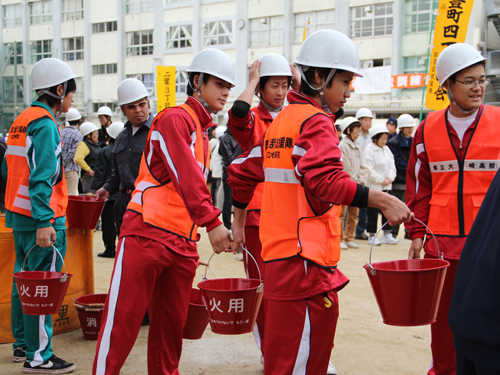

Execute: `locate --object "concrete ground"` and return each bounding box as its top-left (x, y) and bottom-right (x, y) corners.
top-left (1, 224), bottom-right (433, 374)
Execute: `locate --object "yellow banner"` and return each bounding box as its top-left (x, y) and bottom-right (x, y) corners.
top-left (425, 0), bottom-right (475, 111)
top-left (156, 66), bottom-right (176, 112)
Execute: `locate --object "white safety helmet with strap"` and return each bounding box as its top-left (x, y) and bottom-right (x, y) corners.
top-left (295, 29), bottom-right (362, 114)
top-left (97, 106), bottom-right (113, 117)
top-left (355, 108), bottom-right (373, 120)
top-left (117, 78), bottom-right (150, 106)
top-left (79, 122), bottom-right (99, 137)
top-left (369, 124), bottom-right (389, 139)
top-left (186, 48), bottom-right (235, 114)
top-left (31, 58), bottom-right (78, 115)
top-left (397, 114), bottom-right (415, 128)
top-left (339, 116), bottom-right (360, 133)
top-left (106, 122), bottom-right (125, 139)
top-left (65, 108), bottom-right (81, 122)
top-left (256, 53), bottom-right (293, 112)
top-left (215, 125), bottom-right (227, 139)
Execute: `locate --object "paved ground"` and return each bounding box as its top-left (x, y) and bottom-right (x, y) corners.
top-left (1, 224), bottom-right (434, 374)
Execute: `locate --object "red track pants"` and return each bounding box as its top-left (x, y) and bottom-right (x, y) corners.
top-left (93, 236), bottom-right (197, 375)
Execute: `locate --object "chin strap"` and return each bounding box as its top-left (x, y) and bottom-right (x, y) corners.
top-left (253, 86), bottom-right (284, 113)
top-left (296, 65), bottom-right (336, 114)
top-left (36, 81), bottom-right (67, 116)
top-left (445, 83), bottom-right (475, 116)
top-left (188, 73), bottom-right (218, 114)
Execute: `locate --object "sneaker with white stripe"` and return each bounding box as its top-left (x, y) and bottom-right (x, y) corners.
top-left (22, 355), bottom-right (76, 374)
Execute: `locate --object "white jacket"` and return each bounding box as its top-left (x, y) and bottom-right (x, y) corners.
top-left (363, 142), bottom-right (397, 191)
top-left (210, 141), bottom-right (223, 178)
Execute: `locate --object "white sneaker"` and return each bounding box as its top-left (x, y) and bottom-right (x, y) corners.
top-left (345, 241), bottom-right (359, 249)
top-left (235, 254), bottom-right (243, 261)
top-left (381, 233), bottom-right (399, 245)
top-left (327, 361), bottom-right (337, 375)
top-left (368, 236), bottom-right (381, 246)
top-left (340, 242), bottom-right (348, 250)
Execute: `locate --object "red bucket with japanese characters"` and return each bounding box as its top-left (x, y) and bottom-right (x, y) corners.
top-left (13, 247), bottom-right (72, 316)
top-left (197, 248), bottom-right (263, 335)
top-left (74, 294), bottom-right (106, 340)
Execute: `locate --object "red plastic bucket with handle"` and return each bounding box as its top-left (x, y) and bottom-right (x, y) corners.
top-left (74, 294), bottom-right (106, 340)
top-left (364, 217), bottom-right (449, 326)
top-left (13, 246), bottom-right (72, 315)
top-left (66, 195), bottom-right (106, 230)
top-left (198, 248), bottom-right (264, 335)
top-left (182, 288), bottom-right (209, 340)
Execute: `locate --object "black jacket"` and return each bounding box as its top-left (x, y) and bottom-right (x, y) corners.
top-left (219, 129), bottom-right (242, 172)
top-left (82, 138), bottom-right (101, 175)
top-left (387, 133), bottom-right (412, 187)
top-left (98, 126), bottom-right (109, 148)
top-left (102, 114), bottom-right (154, 194)
top-left (90, 143), bottom-right (117, 200)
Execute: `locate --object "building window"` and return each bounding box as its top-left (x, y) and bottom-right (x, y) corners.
top-left (404, 56), bottom-right (428, 73)
top-left (125, 0), bottom-right (154, 14)
top-left (294, 10), bottom-right (335, 44)
top-left (3, 4), bottom-right (22, 28)
top-left (92, 64), bottom-right (118, 75)
top-left (360, 58), bottom-right (391, 68)
top-left (126, 73), bottom-right (154, 93)
top-left (164, 0), bottom-right (192, 7)
top-left (92, 102), bottom-right (116, 112)
top-left (30, 0), bottom-right (53, 25)
top-left (62, 0), bottom-right (83, 21)
top-left (203, 20), bottom-right (232, 46)
top-left (30, 40), bottom-right (52, 63)
top-left (405, 0), bottom-right (432, 33)
top-left (175, 70), bottom-right (188, 95)
top-left (92, 21), bottom-right (117, 33)
top-left (4, 43), bottom-right (23, 65)
top-left (351, 3), bottom-right (393, 38)
top-left (166, 24), bottom-right (193, 50)
top-left (126, 30), bottom-right (154, 56)
top-left (2, 77), bottom-right (24, 103)
top-left (74, 77), bottom-right (84, 103)
top-left (63, 37), bottom-right (84, 61)
top-left (249, 16), bottom-right (284, 48)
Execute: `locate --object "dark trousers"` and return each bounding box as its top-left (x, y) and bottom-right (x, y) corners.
top-left (211, 178), bottom-right (221, 206)
top-left (222, 171), bottom-right (232, 230)
top-left (113, 192), bottom-right (132, 237)
top-left (101, 200), bottom-right (117, 251)
top-left (356, 207), bottom-right (368, 234)
top-left (367, 206), bottom-right (389, 234)
top-left (456, 351), bottom-right (500, 375)
top-left (388, 189), bottom-right (406, 237)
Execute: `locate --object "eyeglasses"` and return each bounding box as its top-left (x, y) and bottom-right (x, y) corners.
top-left (455, 79), bottom-right (491, 89)
top-left (123, 101), bottom-right (148, 111)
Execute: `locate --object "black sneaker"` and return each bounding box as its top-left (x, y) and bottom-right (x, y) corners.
top-left (355, 232), bottom-right (369, 240)
top-left (23, 355), bottom-right (76, 374)
top-left (97, 250), bottom-right (116, 258)
top-left (13, 347), bottom-right (26, 362)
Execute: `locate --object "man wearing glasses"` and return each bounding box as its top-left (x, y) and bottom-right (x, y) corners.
top-left (95, 78), bottom-right (154, 235)
top-left (406, 43), bottom-right (500, 375)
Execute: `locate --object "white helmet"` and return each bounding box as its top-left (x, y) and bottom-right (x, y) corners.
top-left (65, 108), bottom-right (81, 122)
top-left (356, 108), bottom-right (373, 120)
top-left (215, 126), bottom-right (227, 138)
top-left (186, 49), bottom-right (235, 87)
top-left (258, 53), bottom-right (293, 77)
top-left (97, 106), bottom-right (113, 117)
top-left (106, 122), bottom-right (125, 139)
top-left (397, 114), bottom-right (415, 128)
top-left (79, 122), bottom-right (99, 137)
top-left (436, 43), bottom-right (487, 87)
top-left (31, 58), bottom-right (78, 91)
top-left (117, 78), bottom-right (149, 106)
top-left (339, 117), bottom-right (360, 132)
top-left (369, 124), bottom-right (389, 139)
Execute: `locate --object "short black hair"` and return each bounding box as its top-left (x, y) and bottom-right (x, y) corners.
top-left (299, 68), bottom-right (345, 97)
top-left (372, 133), bottom-right (385, 143)
top-left (68, 119), bottom-right (81, 126)
top-left (259, 76), bottom-right (292, 91)
top-left (187, 72), bottom-right (211, 96)
top-left (37, 79), bottom-right (77, 108)
top-left (343, 121), bottom-right (361, 136)
top-left (448, 61), bottom-right (486, 83)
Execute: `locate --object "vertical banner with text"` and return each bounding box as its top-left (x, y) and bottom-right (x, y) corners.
top-left (425, 0), bottom-right (475, 110)
top-left (156, 66), bottom-right (176, 112)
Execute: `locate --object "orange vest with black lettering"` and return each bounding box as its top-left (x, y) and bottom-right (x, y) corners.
top-left (127, 103), bottom-right (210, 241)
top-left (5, 106), bottom-right (68, 219)
top-left (423, 105), bottom-right (500, 237)
top-left (259, 103), bottom-right (342, 269)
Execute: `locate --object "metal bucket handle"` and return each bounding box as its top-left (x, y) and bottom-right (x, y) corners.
top-left (22, 245), bottom-right (68, 282)
top-left (203, 246), bottom-right (263, 284)
top-left (366, 214), bottom-right (442, 276)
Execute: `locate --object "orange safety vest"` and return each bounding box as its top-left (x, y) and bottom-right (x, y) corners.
top-left (423, 105), bottom-right (500, 237)
top-left (259, 103), bottom-right (342, 269)
top-left (5, 106), bottom-right (68, 219)
top-left (247, 107), bottom-right (271, 211)
top-left (127, 103), bottom-right (210, 241)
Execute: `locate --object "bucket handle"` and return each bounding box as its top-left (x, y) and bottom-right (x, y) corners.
top-left (22, 245), bottom-right (69, 282)
top-left (203, 246), bottom-right (262, 284)
top-left (366, 215), bottom-right (442, 276)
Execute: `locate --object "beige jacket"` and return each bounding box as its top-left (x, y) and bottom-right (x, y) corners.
top-left (340, 137), bottom-right (368, 186)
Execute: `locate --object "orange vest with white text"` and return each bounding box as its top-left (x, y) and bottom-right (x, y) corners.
top-left (423, 105), bottom-right (500, 237)
top-left (5, 106), bottom-right (68, 219)
top-left (127, 103), bottom-right (210, 241)
top-left (259, 103), bottom-right (342, 269)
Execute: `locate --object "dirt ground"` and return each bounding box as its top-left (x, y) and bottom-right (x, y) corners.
top-left (1, 225), bottom-right (433, 374)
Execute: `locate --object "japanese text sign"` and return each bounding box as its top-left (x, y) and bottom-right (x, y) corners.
top-left (156, 66), bottom-right (176, 112)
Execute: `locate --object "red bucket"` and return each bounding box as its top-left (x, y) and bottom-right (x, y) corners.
top-left (183, 288), bottom-right (209, 340)
top-left (75, 294), bottom-right (106, 340)
top-left (66, 195), bottom-right (105, 230)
